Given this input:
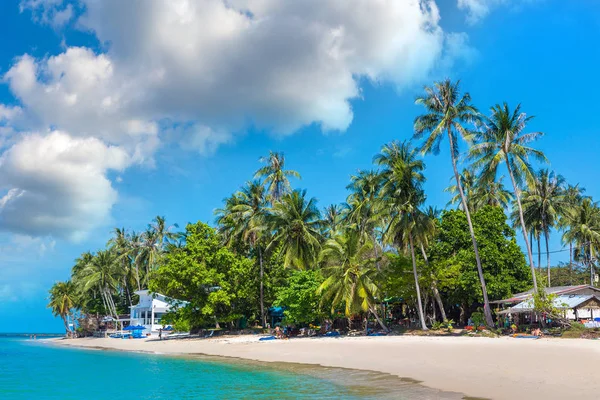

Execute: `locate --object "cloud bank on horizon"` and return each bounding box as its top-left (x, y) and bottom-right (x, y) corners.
top-left (0, 0), bottom-right (503, 242)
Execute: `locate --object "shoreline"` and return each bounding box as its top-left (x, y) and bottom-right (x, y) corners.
top-left (52, 335), bottom-right (600, 400)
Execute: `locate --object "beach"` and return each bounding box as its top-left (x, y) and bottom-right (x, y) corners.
top-left (54, 335), bottom-right (600, 400)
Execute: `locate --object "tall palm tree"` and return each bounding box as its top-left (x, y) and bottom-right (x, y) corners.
top-left (137, 216), bottom-right (178, 287)
top-left (322, 204), bottom-right (344, 238)
top-left (268, 189), bottom-right (322, 269)
top-left (109, 227), bottom-right (137, 303)
top-left (216, 181), bottom-right (270, 327)
top-left (521, 169), bottom-right (567, 286)
top-left (470, 102), bottom-right (547, 293)
top-left (78, 250), bottom-right (121, 319)
top-left (444, 169), bottom-right (477, 213)
top-left (318, 229), bottom-right (387, 331)
top-left (559, 184), bottom-right (587, 283)
top-left (215, 193), bottom-right (246, 246)
top-left (446, 170), bottom-right (513, 212)
top-left (414, 206), bottom-right (448, 322)
top-left (562, 198), bottom-right (600, 286)
top-left (413, 79), bottom-right (493, 326)
top-left (48, 281), bottom-right (77, 336)
top-left (345, 170), bottom-right (384, 267)
top-left (375, 140), bottom-right (428, 330)
top-left (255, 151), bottom-right (301, 203)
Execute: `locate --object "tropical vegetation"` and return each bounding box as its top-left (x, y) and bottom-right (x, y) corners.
top-left (48, 80), bottom-right (600, 336)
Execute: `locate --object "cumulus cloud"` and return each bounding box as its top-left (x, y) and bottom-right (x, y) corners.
top-left (76, 0), bottom-right (463, 134)
top-left (0, 131), bottom-right (130, 240)
top-left (2, 0), bottom-right (474, 239)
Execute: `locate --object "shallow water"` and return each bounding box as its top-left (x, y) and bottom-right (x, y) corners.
top-left (0, 337), bottom-right (465, 399)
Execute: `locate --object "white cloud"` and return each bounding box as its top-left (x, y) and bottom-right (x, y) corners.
top-left (2, 0), bottom-right (474, 239)
top-left (458, 0), bottom-right (495, 23)
top-left (10, 0), bottom-right (473, 140)
top-left (457, 0), bottom-right (537, 24)
top-left (72, 0), bottom-right (463, 135)
top-left (20, 0), bottom-right (74, 27)
top-left (0, 131), bottom-right (130, 240)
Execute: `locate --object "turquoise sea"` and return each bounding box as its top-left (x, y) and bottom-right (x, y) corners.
top-left (0, 337), bottom-right (463, 399)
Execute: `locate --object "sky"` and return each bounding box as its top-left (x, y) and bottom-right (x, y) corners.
top-left (1, 0), bottom-right (599, 333)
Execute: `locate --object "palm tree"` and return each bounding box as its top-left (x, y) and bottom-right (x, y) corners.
top-left (562, 198), bottom-right (600, 286)
top-left (469, 102), bottom-right (547, 293)
top-left (559, 184), bottom-right (587, 283)
top-left (414, 206), bottom-right (448, 322)
top-left (521, 169), bottom-right (567, 286)
top-left (444, 169), bottom-right (477, 213)
top-left (216, 181), bottom-right (270, 327)
top-left (375, 140), bottom-right (428, 330)
top-left (345, 170), bottom-right (384, 267)
top-left (268, 189), bottom-right (322, 269)
top-left (255, 151), bottom-right (301, 203)
top-left (48, 281), bottom-right (77, 337)
top-left (78, 250), bottom-right (121, 319)
top-left (137, 216), bottom-right (178, 287)
top-left (318, 229), bottom-right (387, 331)
top-left (413, 79), bottom-right (493, 326)
top-left (322, 204), bottom-right (344, 238)
top-left (109, 227), bottom-right (137, 303)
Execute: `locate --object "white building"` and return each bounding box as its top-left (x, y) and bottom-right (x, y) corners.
top-left (129, 290), bottom-right (187, 333)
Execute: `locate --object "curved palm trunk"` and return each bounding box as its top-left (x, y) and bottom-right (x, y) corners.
top-left (505, 160), bottom-right (538, 293)
top-left (447, 129), bottom-right (494, 327)
top-left (369, 305), bottom-right (388, 331)
top-left (409, 234), bottom-right (428, 330)
top-left (62, 315), bottom-right (71, 337)
top-left (420, 244), bottom-right (447, 322)
top-left (544, 229), bottom-right (551, 287)
top-left (258, 246), bottom-right (266, 328)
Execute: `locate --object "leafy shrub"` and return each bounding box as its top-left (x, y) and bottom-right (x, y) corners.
top-left (470, 311), bottom-right (485, 330)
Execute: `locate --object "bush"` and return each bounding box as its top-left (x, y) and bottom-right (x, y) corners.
top-left (470, 311), bottom-right (485, 328)
top-left (432, 319), bottom-right (455, 332)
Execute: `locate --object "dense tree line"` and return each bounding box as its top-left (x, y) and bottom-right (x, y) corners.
top-left (49, 80), bottom-right (600, 335)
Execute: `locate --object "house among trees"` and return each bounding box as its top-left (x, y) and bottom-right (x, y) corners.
top-left (494, 285), bottom-right (600, 326)
top-left (129, 290), bottom-right (187, 333)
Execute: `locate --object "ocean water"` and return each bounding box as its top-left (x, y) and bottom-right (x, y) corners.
top-left (0, 337), bottom-right (464, 399)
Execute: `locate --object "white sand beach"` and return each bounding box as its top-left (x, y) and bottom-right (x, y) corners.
top-left (54, 335), bottom-right (600, 400)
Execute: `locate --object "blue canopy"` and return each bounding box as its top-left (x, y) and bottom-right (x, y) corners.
top-left (269, 306), bottom-right (285, 317)
top-left (124, 325), bottom-right (146, 330)
top-left (163, 326), bottom-right (173, 331)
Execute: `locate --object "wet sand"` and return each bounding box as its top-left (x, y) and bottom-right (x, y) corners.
top-left (54, 335), bottom-right (600, 400)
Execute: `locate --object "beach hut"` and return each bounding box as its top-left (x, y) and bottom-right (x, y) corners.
top-left (497, 293), bottom-right (600, 326)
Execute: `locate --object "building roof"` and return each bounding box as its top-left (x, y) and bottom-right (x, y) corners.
top-left (497, 294), bottom-right (600, 315)
top-left (492, 285), bottom-right (600, 305)
top-left (132, 290), bottom-right (188, 312)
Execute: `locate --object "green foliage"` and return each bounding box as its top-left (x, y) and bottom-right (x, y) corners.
top-left (149, 221), bottom-right (256, 329)
top-left (274, 270), bottom-right (324, 325)
top-left (431, 206), bottom-right (532, 306)
top-left (162, 310), bottom-right (192, 332)
top-left (432, 319), bottom-right (454, 331)
top-left (470, 311), bottom-right (485, 328)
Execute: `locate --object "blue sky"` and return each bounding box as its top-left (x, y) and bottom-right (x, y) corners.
top-left (1, 0), bottom-right (599, 333)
